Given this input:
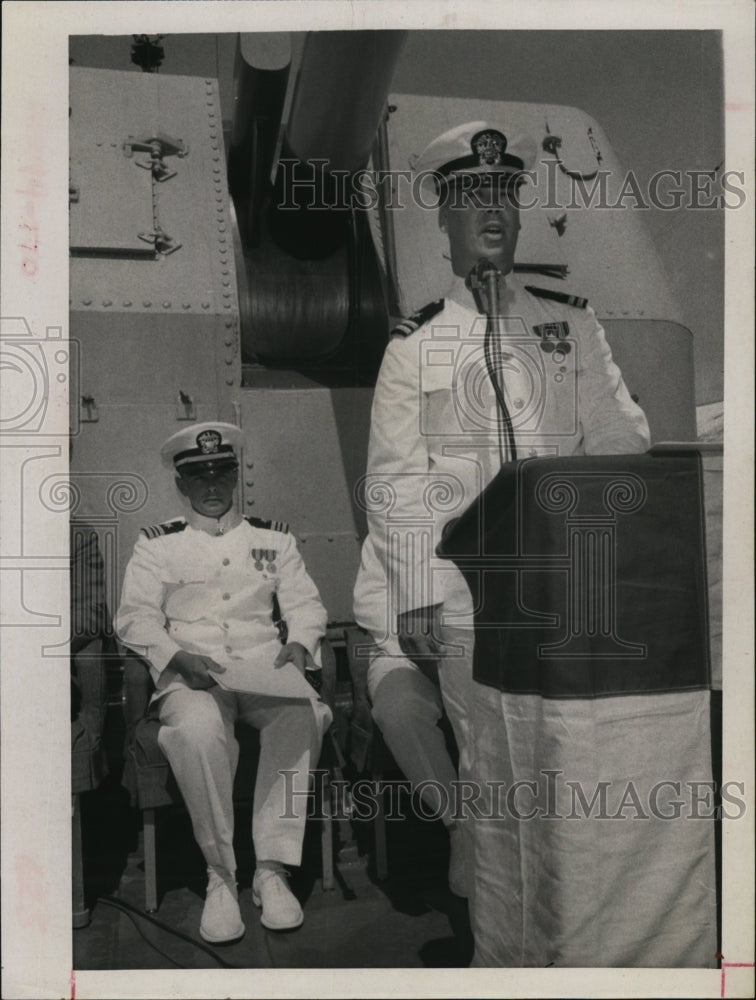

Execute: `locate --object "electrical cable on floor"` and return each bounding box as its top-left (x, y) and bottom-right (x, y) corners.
top-left (100, 899), bottom-right (184, 969)
top-left (97, 895), bottom-right (245, 969)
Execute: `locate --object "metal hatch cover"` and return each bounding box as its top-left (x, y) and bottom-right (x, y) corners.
top-left (69, 142), bottom-right (156, 255)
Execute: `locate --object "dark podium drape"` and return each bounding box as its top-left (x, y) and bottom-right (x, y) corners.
top-left (437, 452), bottom-right (711, 698)
top-left (437, 453), bottom-right (717, 968)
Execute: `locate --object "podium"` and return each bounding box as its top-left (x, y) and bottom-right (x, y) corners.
top-left (437, 452), bottom-right (717, 968)
top-left (437, 452), bottom-right (711, 697)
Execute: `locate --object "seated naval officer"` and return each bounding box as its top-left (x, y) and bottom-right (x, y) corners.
top-left (353, 122), bottom-right (650, 901)
top-left (116, 423), bottom-right (330, 942)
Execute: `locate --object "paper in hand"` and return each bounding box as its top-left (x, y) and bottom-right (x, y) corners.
top-left (213, 638), bottom-right (323, 704)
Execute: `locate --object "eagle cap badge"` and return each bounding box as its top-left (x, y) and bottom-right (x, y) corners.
top-left (196, 429), bottom-right (222, 454)
top-left (471, 129), bottom-right (507, 167)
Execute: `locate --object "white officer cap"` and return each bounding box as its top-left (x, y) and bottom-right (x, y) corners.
top-left (414, 121), bottom-right (538, 207)
top-left (415, 121), bottom-right (537, 180)
top-left (160, 421), bottom-right (243, 472)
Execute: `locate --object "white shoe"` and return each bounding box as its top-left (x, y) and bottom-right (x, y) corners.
top-left (252, 866), bottom-right (304, 930)
top-left (448, 824), bottom-right (468, 898)
top-left (200, 868), bottom-right (245, 944)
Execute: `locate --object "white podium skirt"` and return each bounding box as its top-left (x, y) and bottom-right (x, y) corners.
top-left (470, 682), bottom-right (718, 968)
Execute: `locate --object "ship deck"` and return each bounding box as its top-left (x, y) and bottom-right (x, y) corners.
top-left (73, 772), bottom-right (474, 971)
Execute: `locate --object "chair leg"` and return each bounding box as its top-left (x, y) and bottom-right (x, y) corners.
top-left (374, 781), bottom-right (388, 881)
top-left (72, 793), bottom-right (90, 928)
top-left (321, 774), bottom-right (335, 892)
top-left (143, 808), bottom-right (158, 913)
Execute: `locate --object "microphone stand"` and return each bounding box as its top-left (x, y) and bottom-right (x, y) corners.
top-left (466, 258), bottom-right (518, 464)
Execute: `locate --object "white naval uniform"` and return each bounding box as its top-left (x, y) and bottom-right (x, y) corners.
top-left (356, 273), bottom-right (650, 636)
top-left (116, 508), bottom-right (329, 874)
top-left (352, 272), bottom-right (650, 877)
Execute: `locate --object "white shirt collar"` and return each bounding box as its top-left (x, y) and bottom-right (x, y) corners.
top-left (446, 270), bottom-right (518, 314)
top-left (186, 507), bottom-right (244, 536)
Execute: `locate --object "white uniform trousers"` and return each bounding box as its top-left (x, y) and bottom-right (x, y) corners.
top-left (157, 685), bottom-right (325, 876)
top-left (368, 626), bottom-right (476, 891)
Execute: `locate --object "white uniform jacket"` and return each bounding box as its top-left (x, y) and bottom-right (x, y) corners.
top-left (354, 274), bottom-right (650, 638)
top-left (116, 515), bottom-right (327, 695)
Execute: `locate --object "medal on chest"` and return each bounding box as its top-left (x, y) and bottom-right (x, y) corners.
top-left (251, 547), bottom-right (277, 573)
top-left (533, 321), bottom-right (571, 354)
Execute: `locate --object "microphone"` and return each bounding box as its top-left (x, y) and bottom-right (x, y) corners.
top-left (465, 258), bottom-right (517, 463)
top-left (465, 257), bottom-right (502, 317)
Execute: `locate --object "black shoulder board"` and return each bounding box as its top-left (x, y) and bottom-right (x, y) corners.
top-left (525, 285), bottom-right (588, 310)
top-left (140, 518), bottom-right (187, 540)
top-left (245, 516), bottom-right (290, 534)
top-left (390, 299), bottom-right (445, 339)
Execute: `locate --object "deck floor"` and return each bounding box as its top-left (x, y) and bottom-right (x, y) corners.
top-left (73, 775), bottom-right (474, 971)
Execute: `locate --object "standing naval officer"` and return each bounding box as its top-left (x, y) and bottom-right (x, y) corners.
top-left (353, 122), bottom-right (650, 903)
top-left (116, 423), bottom-right (330, 942)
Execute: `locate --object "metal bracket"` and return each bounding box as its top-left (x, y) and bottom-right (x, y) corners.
top-left (123, 132), bottom-right (188, 182)
top-left (125, 133), bottom-right (186, 253)
top-left (80, 395), bottom-right (99, 423)
top-left (587, 127), bottom-right (603, 164)
top-left (137, 229), bottom-right (182, 256)
top-left (542, 121), bottom-right (600, 181)
top-left (176, 390), bottom-right (196, 421)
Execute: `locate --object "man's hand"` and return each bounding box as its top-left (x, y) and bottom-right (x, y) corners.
top-left (167, 650), bottom-right (226, 690)
top-left (397, 604), bottom-right (443, 660)
top-left (274, 641), bottom-right (315, 676)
